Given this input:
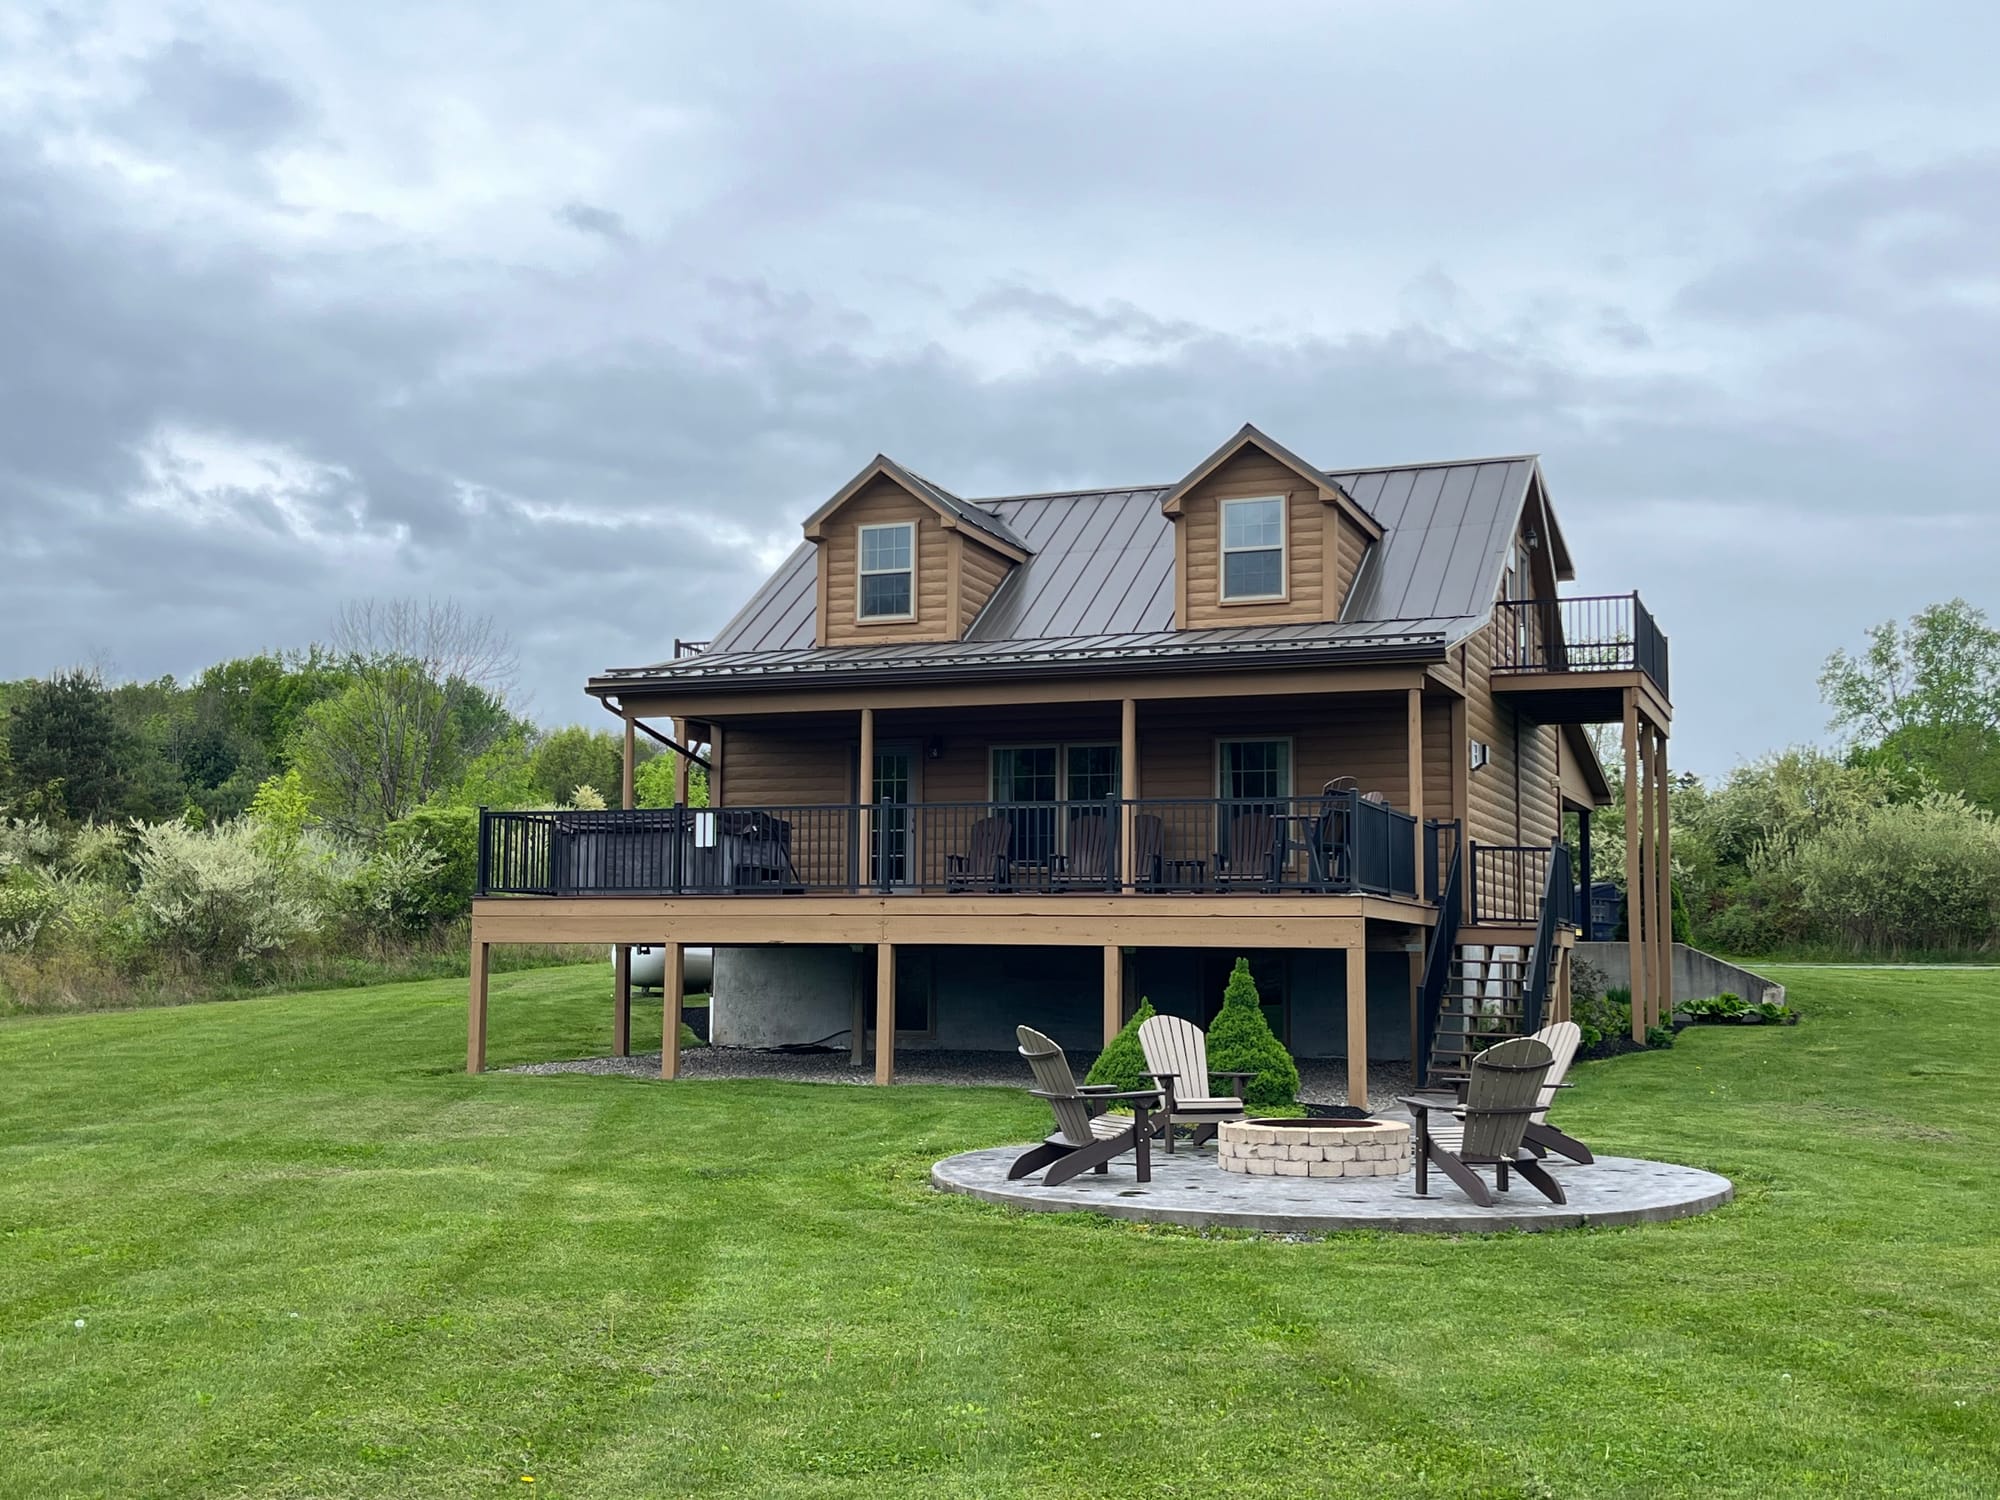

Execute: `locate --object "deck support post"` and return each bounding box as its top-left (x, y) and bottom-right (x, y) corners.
top-left (621, 716), bottom-right (636, 809)
top-left (467, 932), bottom-right (490, 1074)
top-left (1119, 697), bottom-right (1137, 892)
top-left (1623, 690), bottom-right (1646, 1043)
top-left (672, 719), bottom-right (691, 806)
top-left (1407, 946), bottom-right (1423, 1067)
top-left (613, 943), bottom-right (631, 1057)
top-left (1638, 704), bottom-right (1656, 1034)
top-left (1406, 687), bottom-right (1425, 884)
top-left (661, 940), bottom-right (684, 1079)
top-left (859, 707), bottom-right (876, 889)
top-left (874, 941), bottom-right (895, 1085)
top-left (1102, 944), bottom-right (1123, 1046)
top-left (1653, 723), bottom-right (1672, 1030)
top-left (1345, 942), bottom-right (1369, 1110)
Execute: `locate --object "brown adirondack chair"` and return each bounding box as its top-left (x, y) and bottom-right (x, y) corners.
top-left (1053, 814), bottom-right (1115, 889)
top-left (1214, 809), bottom-right (1280, 888)
top-left (1400, 1036), bottom-right (1566, 1207)
top-left (945, 816), bottom-right (1013, 891)
top-left (1414, 1020), bottom-right (1594, 1165)
top-left (1131, 813), bottom-right (1166, 889)
top-left (1007, 1026), bottom-right (1162, 1186)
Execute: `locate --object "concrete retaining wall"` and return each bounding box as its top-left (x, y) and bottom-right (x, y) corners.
top-left (1573, 942), bottom-right (1786, 1008)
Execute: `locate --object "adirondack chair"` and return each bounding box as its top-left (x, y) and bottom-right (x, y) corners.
top-left (1131, 813), bottom-right (1166, 889)
top-left (1006, 1026), bottom-right (1163, 1186)
top-left (1137, 1014), bottom-right (1254, 1151)
top-left (1214, 809), bottom-right (1280, 888)
top-left (945, 816), bottom-right (1013, 891)
top-left (1407, 1021), bottom-right (1593, 1165)
top-left (1399, 1035), bottom-right (1566, 1206)
top-left (1053, 813), bottom-right (1115, 889)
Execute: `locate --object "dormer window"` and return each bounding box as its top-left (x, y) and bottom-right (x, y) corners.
top-left (858, 521), bottom-right (916, 620)
top-left (1220, 496), bottom-right (1286, 602)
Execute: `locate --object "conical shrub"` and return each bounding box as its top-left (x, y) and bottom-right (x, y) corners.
top-left (1084, 998), bottom-right (1157, 1093)
top-left (1205, 958), bottom-right (1299, 1110)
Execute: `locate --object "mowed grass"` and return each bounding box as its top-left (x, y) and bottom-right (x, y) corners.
top-left (2, 968), bottom-right (1997, 1498)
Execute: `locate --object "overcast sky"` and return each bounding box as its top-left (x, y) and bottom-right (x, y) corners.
top-left (4, 2), bottom-right (1998, 776)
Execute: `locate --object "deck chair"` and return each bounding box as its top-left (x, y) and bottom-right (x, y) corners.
top-left (1214, 809), bottom-right (1280, 889)
top-left (1007, 1026), bottom-right (1162, 1187)
top-left (1053, 814), bottom-right (1115, 890)
top-left (1138, 1014), bottom-right (1254, 1152)
top-left (1131, 813), bottom-right (1166, 889)
top-left (1399, 1036), bottom-right (1566, 1207)
top-left (1407, 1021), bottom-right (1593, 1165)
top-left (945, 816), bottom-right (1013, 891)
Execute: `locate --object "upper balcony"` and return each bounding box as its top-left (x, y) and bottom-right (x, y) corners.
top-left (1490, 593), bottom-right (1670, 724)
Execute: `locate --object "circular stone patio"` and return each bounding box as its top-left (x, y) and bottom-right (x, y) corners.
top-left (931, 1144), bottom-right (1731, 1235)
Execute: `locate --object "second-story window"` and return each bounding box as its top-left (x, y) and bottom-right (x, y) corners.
top-left (1220, 496), bottom-right (1286, 601)
top-left (858, 521), bottom-right (915, 620)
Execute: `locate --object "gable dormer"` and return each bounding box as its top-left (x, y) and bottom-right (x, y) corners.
top-left (803, 456), bottom-right (1027, 646)
top-left (1161, 425), bottom-right (1383, 629)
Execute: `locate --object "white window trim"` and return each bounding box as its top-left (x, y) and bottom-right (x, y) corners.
top-left (1213, 736), bottom-right (1296, 801)
top-left (856, 520), bottom-right (918, 623)
top-left (1218, 494), bottom-right (1290, 604)
top-left (989, 742), bottom-right (1121, 804)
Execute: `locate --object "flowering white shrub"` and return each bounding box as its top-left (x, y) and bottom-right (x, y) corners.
top-left (129, 819), bottom-right (320, 963)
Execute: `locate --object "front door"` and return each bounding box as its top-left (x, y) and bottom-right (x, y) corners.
top-left (871, 745), bottom-right (919, 888)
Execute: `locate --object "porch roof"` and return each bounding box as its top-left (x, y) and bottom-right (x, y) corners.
top-left (589, 616), bottom-right (1476, 695)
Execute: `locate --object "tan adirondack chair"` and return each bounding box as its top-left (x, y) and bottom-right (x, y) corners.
top-left (1137, 1014), bottom-right (1254, 1152)
top-left (1400, 1035), bottom-right (1565, 1206)
top-left (1007, 1026), bottom-right (1162, 1186)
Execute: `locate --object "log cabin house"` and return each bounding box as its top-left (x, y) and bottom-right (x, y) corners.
top-left (468, 425), bottom-right (1675, 1105)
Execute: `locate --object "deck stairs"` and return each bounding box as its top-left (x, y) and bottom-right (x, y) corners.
top-left (1425, 943), bottom-right (1534, 1081)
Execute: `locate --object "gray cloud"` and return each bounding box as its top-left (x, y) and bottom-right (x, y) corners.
top-left (2, 1), bottom-right (1999, 776)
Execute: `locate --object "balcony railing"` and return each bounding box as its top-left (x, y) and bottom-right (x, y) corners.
top-left (1491, 592), bottom-right (1669, 698)
top-left (1469, 842), bottom-right (1577, 928)
top-left (477, 792), bottom-right (1431, 900)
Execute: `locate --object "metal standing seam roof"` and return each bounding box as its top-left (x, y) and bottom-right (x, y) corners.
top-left (630, 453), bottom-right (1545, 685)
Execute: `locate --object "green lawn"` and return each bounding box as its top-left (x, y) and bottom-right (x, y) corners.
top-left (2, 967), bottom-right (1996, 1498)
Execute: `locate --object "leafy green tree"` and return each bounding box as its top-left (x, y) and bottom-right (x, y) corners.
top-left (1822, 599), bottom-right (2000, 809)
top-left (635, 755), bottom-right (708, 809)
top-left (2, 670), bottom-right (134, 822)
top-left (529, 726), bottom-right (629, 807)
top-left (1205, 958), bottom-right (1299, 1110)
top-left (1085, 998), bottom-right (1158, 1092)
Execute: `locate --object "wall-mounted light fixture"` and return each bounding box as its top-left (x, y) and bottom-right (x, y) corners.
top-left (927, 735), bottom-right (945, 761)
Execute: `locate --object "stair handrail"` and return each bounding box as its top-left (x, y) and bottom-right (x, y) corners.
top-left (1521, 838), bottom-right (1573, 1034)
top-left (1415, 819), bottom-right (1463, 1086)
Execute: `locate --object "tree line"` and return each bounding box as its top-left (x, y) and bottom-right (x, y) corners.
top-left (0, 601), bottom-right (701, 1012)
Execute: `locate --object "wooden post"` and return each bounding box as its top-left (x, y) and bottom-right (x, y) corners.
top-left (1119, 697), bottom-right (1137, 892)
top-left (1102, 944), bottom-right (1123, 1046)
top-left (661, 940), bottom-right (684, 1080)
top-left (1622, 690), bottom-right (1645, 1043)
top-left (1407, 947), bottom-right (1424, 1069)
top-left (1637, 710), bottom-right (1655, 1033)
top-left (1345, 943), bottom-right (1369, 1110)
top-left (1450, 693), bottom-right (1470, 921)
top-left (859, 707), bottom-right (875, 888)
top-left (621, 716), bottom-right (636, 809)
top-left (709, 722), bottom-right (723, 804)
top-left (612, 943), bottom-right (631, 1057)
top-left (1654, 724), bottom-right (1673, 1029)
top-left (467, 933), bottom-right (490, 1074)
top-left (849, 950), bottom-right (867, 1066)
top-left (1406, 687), bottom-right (1425, 884)
top-left (874, 941), bottom-right (895, 1085)
top-left (672, 720), bottom-right (691, 806)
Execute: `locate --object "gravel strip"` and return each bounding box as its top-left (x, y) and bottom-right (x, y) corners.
top-left (507, 1047), bottom-right (1410, 1105)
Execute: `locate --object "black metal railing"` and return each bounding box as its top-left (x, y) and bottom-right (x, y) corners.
top-left (477, 791), bottom-right (1425, 899)
top-left (1521, 842), bottom-right (1574, 1035)
top-left (1415, 820), bottom-right (1465, 1086)
top-left (1491, 592), bottom-right (1669, 698)
top-left (1469, 842), bottom-right (1570, 926)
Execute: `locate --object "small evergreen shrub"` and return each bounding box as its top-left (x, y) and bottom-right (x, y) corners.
top-left (1205, 958), bottom-right (1299, 1111)
top-left (1084, 997), bottom-right (1157, 1093)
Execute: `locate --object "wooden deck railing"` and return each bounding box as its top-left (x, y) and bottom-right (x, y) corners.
top-left (477, 793), bottom-right (1429, 900)
top-left (1491, 592), bottom-right (1669, 698)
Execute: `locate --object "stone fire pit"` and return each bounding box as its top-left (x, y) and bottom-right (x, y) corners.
top-left (1216, 1117), bottom-right (1412, 1179)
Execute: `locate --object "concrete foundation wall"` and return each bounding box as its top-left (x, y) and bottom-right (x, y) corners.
top-left (1574, 942), bottom-right (1786, 1008)
top-left (712, 943), bottom-right (1414, 1060)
